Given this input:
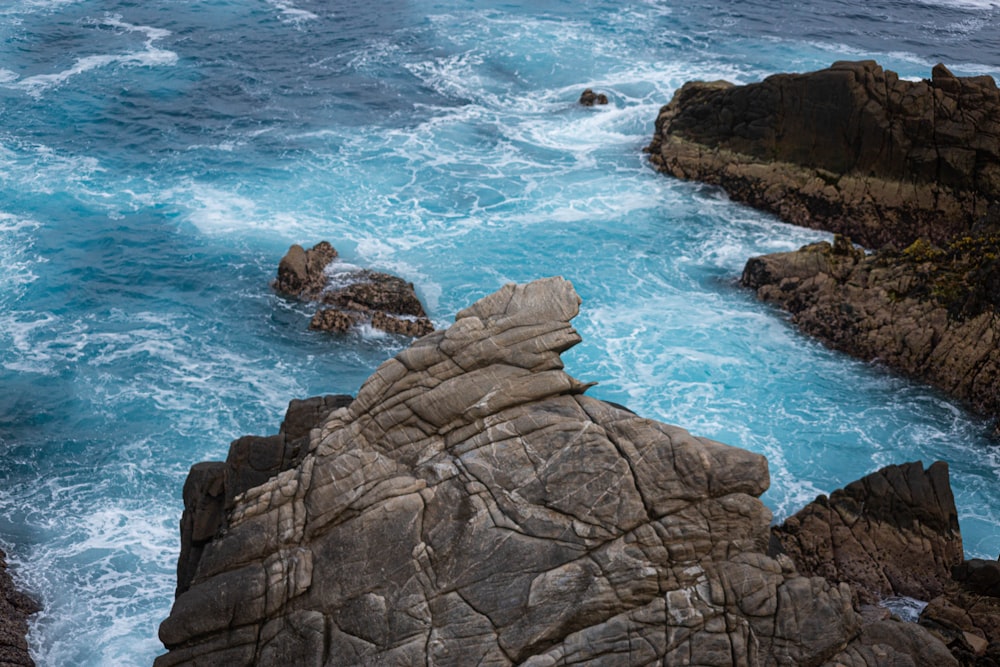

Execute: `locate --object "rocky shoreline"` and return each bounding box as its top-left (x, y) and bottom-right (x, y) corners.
top-left (0, 548), bottom-right (39, 667)
top-left (155, 278), bottom-right (997, 666)
top-left (647, 60), bottom-right (1000, 425)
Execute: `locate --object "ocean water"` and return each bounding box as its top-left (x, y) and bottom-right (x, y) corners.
top-left (0, 0), bottom-right (998, 664)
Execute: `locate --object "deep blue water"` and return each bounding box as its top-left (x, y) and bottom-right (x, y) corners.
top-left (1, 0), bottom-right (999, 664)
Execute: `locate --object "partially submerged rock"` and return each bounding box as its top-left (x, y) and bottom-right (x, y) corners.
top-left (646, 61), bottom-right (1000, 248)
top-left (273, 242), bottom-right (434, 337)
top-left (741, 235), bottom-right (1000, 421)
top-left (578, 88), bottom-right (608, 106)
top-left (157, 277), bottom-right (954, 666)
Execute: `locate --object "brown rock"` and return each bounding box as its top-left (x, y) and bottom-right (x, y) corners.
top-left (273, 242), bottom-right (337, 299)
top-left (772, 460), bottom-right (963, 604)
top-left (646, 61), bottom-right (1000, 248)
top-left (274, 242), bottom-right (434, 337)
top-left (0, 548), bottom-right (39, 667)
top-left (156, 278), bottom-right (954, 666)
top-left (578, 88), bottom-right (609, 106)
top-left (741, 235), bottom-right (1000, 421)
top-left (174, 395), bottom-right (352, 596)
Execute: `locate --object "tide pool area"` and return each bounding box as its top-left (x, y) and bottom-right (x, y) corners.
top-left (0, 0), bottom-right (999, 663)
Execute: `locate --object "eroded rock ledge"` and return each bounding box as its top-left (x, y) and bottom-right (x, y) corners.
top-left (274, 241), bottom-right (434, 337)
top-left (741, 235), bottom-right (1000, 421)
top-left (646, 60), bottom-right (1000, 249)
top-left (157, 277), bottom-right (957, 666)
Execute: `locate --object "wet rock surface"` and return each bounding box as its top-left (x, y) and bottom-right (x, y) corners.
top-left (578, 88), bottom-right (608, 106)
top-left (157, 277), bottom-right (956, 666)
top-left (273, 241), bottom-right (434, 337)
top-left (0, 548), bottom-right (39, 667)
top-left (646, 60), bottom-right (1000, 248)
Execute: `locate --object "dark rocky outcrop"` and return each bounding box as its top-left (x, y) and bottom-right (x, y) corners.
top-left (157, 277), bottom-right (956, 666)
top-left (578, 88), bottom-right (608, 106)
top-left (772, 460), bottom-right (963, 605)
top-left (772, 461), bottom-right (1000, 665)
top-left (273, 242), bottom-right (434, 337)
top-left (646, 60), bottom-right (1000, 248)
top-left (741, 235), bottom-right (1000, 421)
top-left (0, 548), bottom-right (39, 667)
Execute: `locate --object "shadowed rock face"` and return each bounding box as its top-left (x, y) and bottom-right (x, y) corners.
top-left (741, 236), bottom-right (1000, 421)
top-left (156, 277), bottom-right (955, 667)
top-left (773, 461), bottom-right (963, 605)
top-left (646, 61), bottom-right (1000, 248)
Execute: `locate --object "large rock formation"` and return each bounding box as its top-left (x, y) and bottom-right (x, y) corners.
top-left (274, 241), bottom-right (434, 337)
top-left (646, 61), bottom-right (1000, 248)
top-left (156, 277), bottom-right (955, 666)
top-left (0, 548), bottom-right (39, 667)
top-left (741, 235), bottom-right (1000, 421)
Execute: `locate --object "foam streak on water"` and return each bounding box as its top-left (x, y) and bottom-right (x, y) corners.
top-left (0, 0), bottom-right (998, 664)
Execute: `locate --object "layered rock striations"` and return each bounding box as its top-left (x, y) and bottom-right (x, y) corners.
top-left (741, 235), bottom-right (1000, 420)
top-left (274, 241), bottom-right (434, 337)
top-left (772, 460), bottom-right (964, 605)
top-left (646, 61), bottom-right (1000, 248)
top-left (157, 277), bottom-right (955, 666)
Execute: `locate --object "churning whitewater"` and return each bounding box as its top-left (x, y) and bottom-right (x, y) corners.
top-left (1, 0), bottom-right (999, 664)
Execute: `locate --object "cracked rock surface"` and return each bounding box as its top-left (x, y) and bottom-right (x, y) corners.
top-left (645, 60), bottom-right (1000, 249)
top-left (156, 277), bottom-right (952, 666)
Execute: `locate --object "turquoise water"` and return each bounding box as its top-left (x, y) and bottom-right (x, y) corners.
top-left (1, 1), bottom-right (998, 664)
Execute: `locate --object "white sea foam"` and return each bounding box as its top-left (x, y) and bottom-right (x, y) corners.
top-left (267, 0), bottom-right (319, 23)
top-left (12, 14), bottom-right (176, 96)
top-left (0, 212), bottom-right (42, 298)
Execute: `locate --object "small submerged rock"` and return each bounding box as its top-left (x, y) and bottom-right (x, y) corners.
top-left (273, 241), bottom-right (434, 337)
top-left (578, 87), bottom-right (608, 106)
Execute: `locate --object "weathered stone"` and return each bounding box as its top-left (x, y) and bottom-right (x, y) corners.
top-left (772, 461), bottom-right (963, 605)
top-left (174, 395), bottom-right (352, 596)
top-left (157, 278), bottom-right (956, 666)
top-left (741, 236), bottom-right (1000, 421)
top-left (579, 88), bottom-right (609, 106)
top-left (273, 241), bottom-right (337, 299)
top-left (646, 61), bottom-right (1000, 248)
top-left (273, 241), bottom-right (434, 337)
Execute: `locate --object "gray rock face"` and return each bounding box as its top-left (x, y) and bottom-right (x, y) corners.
top-left (273, 242), bottom-right (434, 337)
top-left (156, 278), bottom-right (952, 666)
top-left (646, 61), bottom-right (1000, 248)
